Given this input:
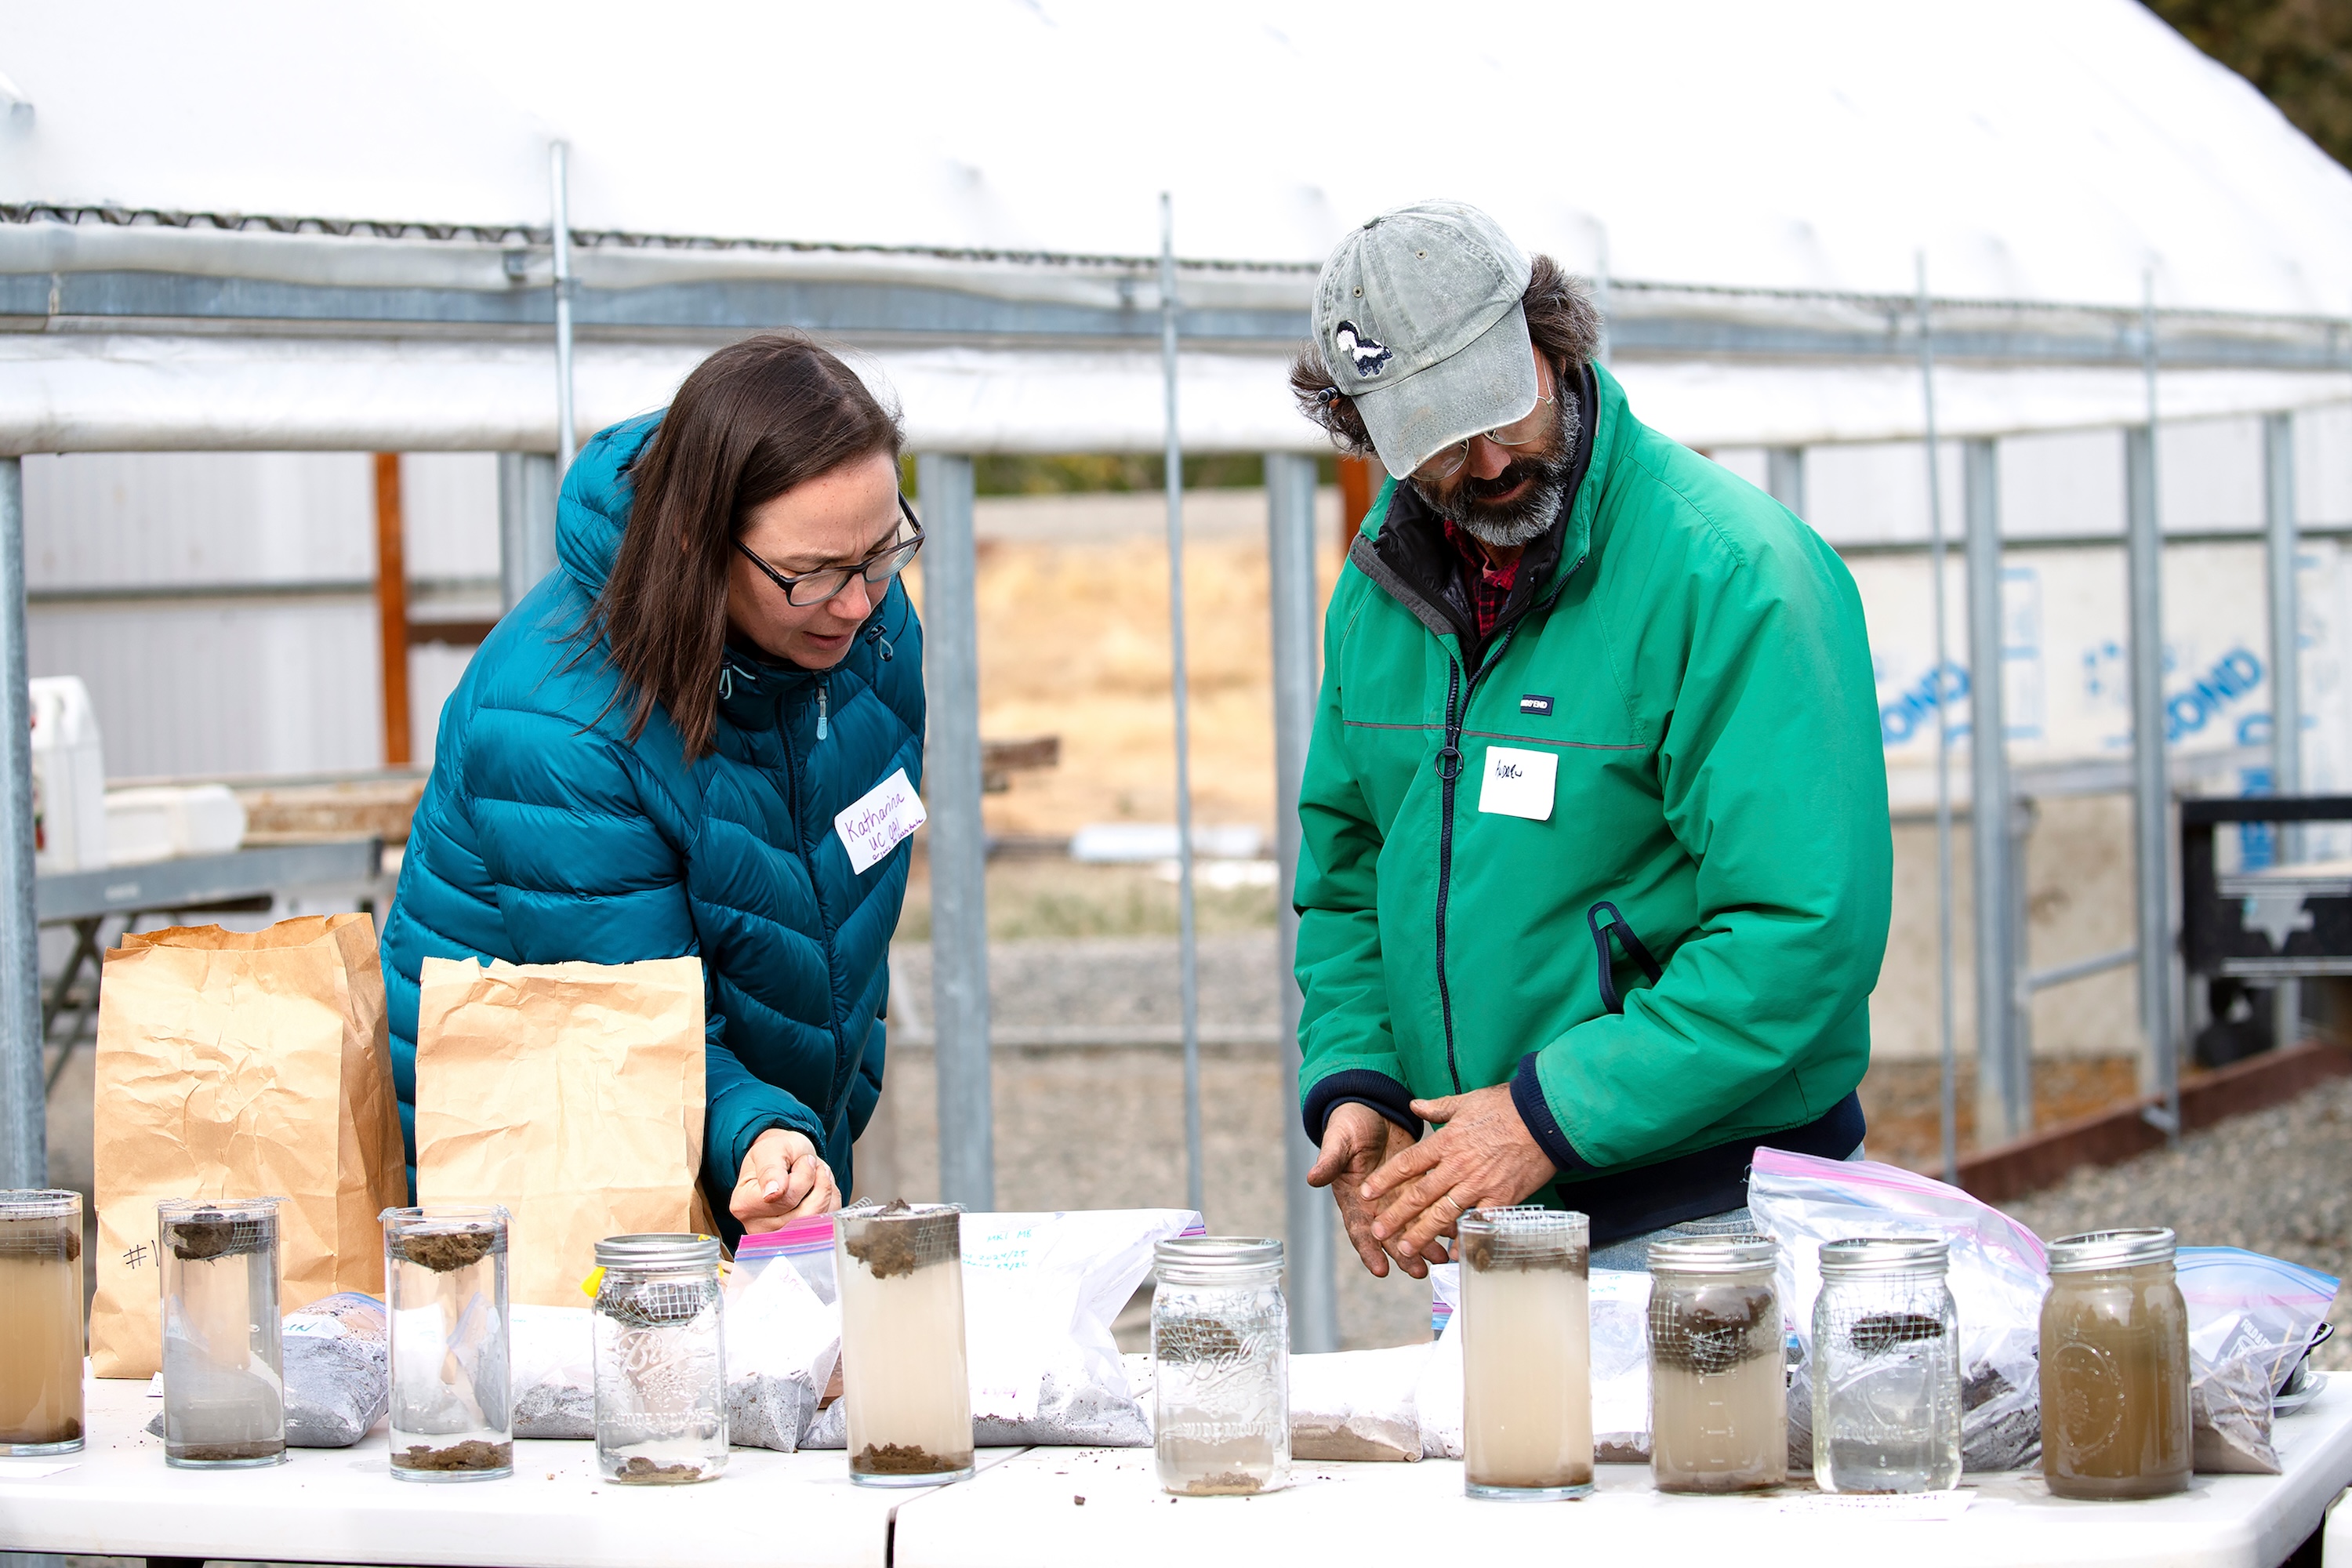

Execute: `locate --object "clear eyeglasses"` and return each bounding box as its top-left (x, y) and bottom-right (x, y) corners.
top-left (735, 494), bottom-right (925, 608)
top-left (1412, 361), bottom-right (1558, 483)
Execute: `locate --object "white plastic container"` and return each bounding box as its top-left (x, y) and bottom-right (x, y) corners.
top-left (105, 783), bottom-right (246, 865)
top-left (28, 677), bottom-right (106, 873)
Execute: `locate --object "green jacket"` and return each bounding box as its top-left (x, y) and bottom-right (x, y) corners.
top-left (1294, 364), bottom-right (1891, 1242)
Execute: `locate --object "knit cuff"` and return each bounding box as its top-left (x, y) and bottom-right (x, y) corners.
top-left (1509, 1053), bottom-right (1589, 1175)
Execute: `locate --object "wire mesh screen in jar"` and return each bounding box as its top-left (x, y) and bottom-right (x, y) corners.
top-left (590, 1234), bottom-right (727, 1485)
top-left (595, 1272), bottom-right (719, 1330)
top-left (1810, 1238), bottom-right (1961, 1494)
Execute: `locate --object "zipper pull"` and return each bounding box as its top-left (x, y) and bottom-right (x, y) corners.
top-left (720, 662), bottom-right (734, 700)
top-left (816, 681), bottom-right (829, 742)
top-left (863, 619), bottom-right (895, 662)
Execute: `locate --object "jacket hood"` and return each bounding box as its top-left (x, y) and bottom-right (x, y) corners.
top-left (555, 412), bottom-right (666, 601)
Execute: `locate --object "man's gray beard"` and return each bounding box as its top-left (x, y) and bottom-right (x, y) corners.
top-left (1414, 377), bottom-right (1580, 548)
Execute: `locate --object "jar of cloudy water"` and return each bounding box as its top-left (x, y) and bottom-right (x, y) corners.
top-left (0, 1190), bottom-right (85, 1455)
top-left (2040, 1229), bottom-right (2190, 1501)
top-left (1152, 1236), bottom-right (1290, 1496)
top-left (383, 1205), bottom-right (512, 1481)
top-left (837, 1201), bottom-right (975, 1486)
top-left (1811, 1237), bottom-right (1962, 1494)
top-left (158, 1197), bottom-right (286, 1468)
top-left (1647, 1235), bottom-right (1785, 1494)
top-left (1459, 1207), bottom-right (1592, 1500)
top-left (592, 1233), bottom-right (726, 1484)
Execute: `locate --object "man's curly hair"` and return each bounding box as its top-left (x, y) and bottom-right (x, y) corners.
top-left (1289, 255), bottom-right (1605, 458)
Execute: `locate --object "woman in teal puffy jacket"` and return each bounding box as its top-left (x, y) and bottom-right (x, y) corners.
top-left (379, 332), bottom-right (924, 1236)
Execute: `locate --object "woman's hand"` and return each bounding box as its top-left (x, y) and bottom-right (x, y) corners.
top-left (731, 1127), bottom-right (841, 1234)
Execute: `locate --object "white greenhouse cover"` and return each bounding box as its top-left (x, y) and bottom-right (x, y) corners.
top-left (4, 0), bottom-right (2352, 450)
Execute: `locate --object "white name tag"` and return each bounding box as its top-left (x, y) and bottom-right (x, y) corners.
top-left (1477, 745), bottom-right (1557, 821)
top-left (834, 768), bottom-right (927, 874)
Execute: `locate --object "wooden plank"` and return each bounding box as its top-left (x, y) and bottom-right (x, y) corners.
top-left (372, 452), bottom-right (411, 767)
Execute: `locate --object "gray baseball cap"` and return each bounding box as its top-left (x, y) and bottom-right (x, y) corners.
top-left (1312, 200), bottom-right (1538, 481)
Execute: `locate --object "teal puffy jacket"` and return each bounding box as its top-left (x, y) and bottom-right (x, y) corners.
top-left (379, 413), bottom-right (924, 1225)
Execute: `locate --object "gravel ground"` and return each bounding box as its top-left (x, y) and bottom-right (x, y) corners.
top-left (2004, 1076), bottom-right (2352, 1370)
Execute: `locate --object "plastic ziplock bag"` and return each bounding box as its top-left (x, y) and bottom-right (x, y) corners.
top-left (2180, 1246), bottom-right (2341, 1474)
top-left (806, 1207), bottom-right (1202, 1449)
top-left (723, 1225), bottom-right (843, 1452)
top-left (510, 1302), bottom-right (595, 1439)
top-left (1290, 1344), bottom-right (1430, 1461)
top-left (1747, 1148), bottom-right (2048, 1473)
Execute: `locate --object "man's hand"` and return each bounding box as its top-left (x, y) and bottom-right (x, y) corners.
top-left (1361, 1084), bottom-right (1557, 1265)
top-left (731, 1127), bottom-right (841, 1234)
top-left (1307, 1102), bottom-right (1436, 1279)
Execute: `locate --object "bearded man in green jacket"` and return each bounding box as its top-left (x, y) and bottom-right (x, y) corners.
top-left (1288, 201), bottom-right (1892, 1276)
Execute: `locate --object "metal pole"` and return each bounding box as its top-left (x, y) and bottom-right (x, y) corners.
top-left (2264, 412), bottom-right (2302, 1053)
top-left (550, 141), bottom-right (577, 477)
top-left (1917, 257), bottom-right (1960, 1185)
top-left (918, 452), bottom-right (993, 1210)
top-left (1592, 225), bottom-right (1612, 369)
top-left (0, 458), bottom-right (44, 1189)
top-left (1965, 437), bottom-right (2019, 1148)
top-left (1766, 448), bottom-right (1806, 518)
top-left (1267, 451), bottom-right (1336, 1352)
top-left (1160, 194), bottom-right (1205, 1218)
top-left (497, 452), bottom-right (561, 615)
top-left (2127, 270), bottom-right (2179, 1138)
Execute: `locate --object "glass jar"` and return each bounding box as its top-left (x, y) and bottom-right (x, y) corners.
top-left (2040, 1228), bottom-right (2191, 1501)
top-left (591, 1233), bottom-right (727, 1484)
top-left (1458, 1207), bottom-right (1592, 1500)
top-left (158, 1197), bottom-right (285, 1469)
top-left (383, 1205), bottom-right (512, 1481)
top-left (1647, 1235), bottom-right (1784, 1494)
top-left (1810, 1236), bottom-right (1962, 1494)
top-left (0, 1190), bottom-right (85, 1455)
top-left (837, 1201), bottom-right (974, 1486)
top-left (1152, 1236), bottom-right (1290, 1496)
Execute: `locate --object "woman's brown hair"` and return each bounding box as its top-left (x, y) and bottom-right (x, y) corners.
top-left (1288, 254), bottom-right (1604, 456)
top-left (590, 332), bottom-right (903, 760)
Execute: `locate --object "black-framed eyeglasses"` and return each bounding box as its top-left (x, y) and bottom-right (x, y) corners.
top-left (735, 495), bottom-right (925, 608)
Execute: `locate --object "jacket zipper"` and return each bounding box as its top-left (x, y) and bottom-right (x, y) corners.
top-left (815, 681), bottom-right (829, 742)
top-left (1431, 622), bottom-right (1521, 1096)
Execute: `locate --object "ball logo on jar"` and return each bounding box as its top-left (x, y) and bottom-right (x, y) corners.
top-left (2049, 1340), bottom-right (2127, 1460)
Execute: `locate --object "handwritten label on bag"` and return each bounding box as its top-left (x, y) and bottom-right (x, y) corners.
top-left (1476, 745), bottom-right (1556, 821)
top-left (834, 768), bottom-right (927, 874)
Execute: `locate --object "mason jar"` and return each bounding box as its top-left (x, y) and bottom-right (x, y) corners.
top-left (836, 1201), bottom-right (974, 1486)
top-left (0, 1190), bottom-right (85, 1455)
top-left (1458, 1207), bottom-right (1592, 1500)
top-left (1810, 1236), bottom-right (1962, 1493)
top-left (592, 1233), bottom-right (726, 1484)
top-left (1647, 1235), bottom-right (1785, 1493)
top-left (383, 1205), bottom-right (512, 1481)
top-left (158, 1197), bottom-right (286, 1469)
top-left (2041, 1228), bottom-right (2191, 1501)
top-left (1152, 1236), bottom-right (1289, 1496)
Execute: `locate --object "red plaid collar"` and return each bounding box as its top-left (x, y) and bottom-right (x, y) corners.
top-left (1440, 517), bottom-right (1519, 641)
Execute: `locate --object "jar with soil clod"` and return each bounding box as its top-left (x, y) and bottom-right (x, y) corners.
top-left (383, 1206), bottom-right (512, 1481)
top-left (1151, 1236), bottom-right (1290, 1497)
top-left (1811, 1237), bottom-right (1962, 1494)
top-left (0, 1190), bottom-right (85, 1455)
top-left (1646, 1235), bottom-right (1785, 1494)
top-left (2040, 1228), bottom-right (2191, 1501)
top-left (158, 1197), bottom-right (285, 1468)
top-left (592, 1233), bottom-right (728, 1484)
top-left (837, 1201), bottom-right (975, 1486)
top-left (1459, 1207), bottom-right (1592, 1500)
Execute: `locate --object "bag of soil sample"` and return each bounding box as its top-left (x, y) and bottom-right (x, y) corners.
top-left (804, 1207), bottom-right (1202, 1450)
top-left (510, 1304), bottom-right (596, 1439)
top-left (2180, 1247), bottom-right (2340, 1473)
top-left (1748, 1149), bottom-right (2048, 1474)
top-left (412, 956), bottom-right (710, 1306)
top-left (90, 914), bottom-right (407, 1377)
top-left (1290, 1345), bottom-right (1428, 1461)
top-left (724, 1233), bottom-right (842, 1452)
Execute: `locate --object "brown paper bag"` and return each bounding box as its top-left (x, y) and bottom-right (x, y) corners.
top-left (413, 956), bottom-right (709, 1306)
top-left (89, 913), bottom-right (407, 1377)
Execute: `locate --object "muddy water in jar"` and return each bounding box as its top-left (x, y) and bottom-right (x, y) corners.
top-left (383, 1207), bottom-right (512, 1481)
top-left (158, 1198), bottom-right (285, 1468)
top-left (1646, 1236), bottom-right (1784, 1494)
top-left (0, 1191), bottom-right (85, 1454)
top-left (1152, 1236), bottom-right (1290, 1496)
top-left (2041, 1229), bottom-right (2191, 1501)
top-left (1460, 1207), bottom-right (1592, 1499)
top-left (837, 1202), bottom-right (974, 1486)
